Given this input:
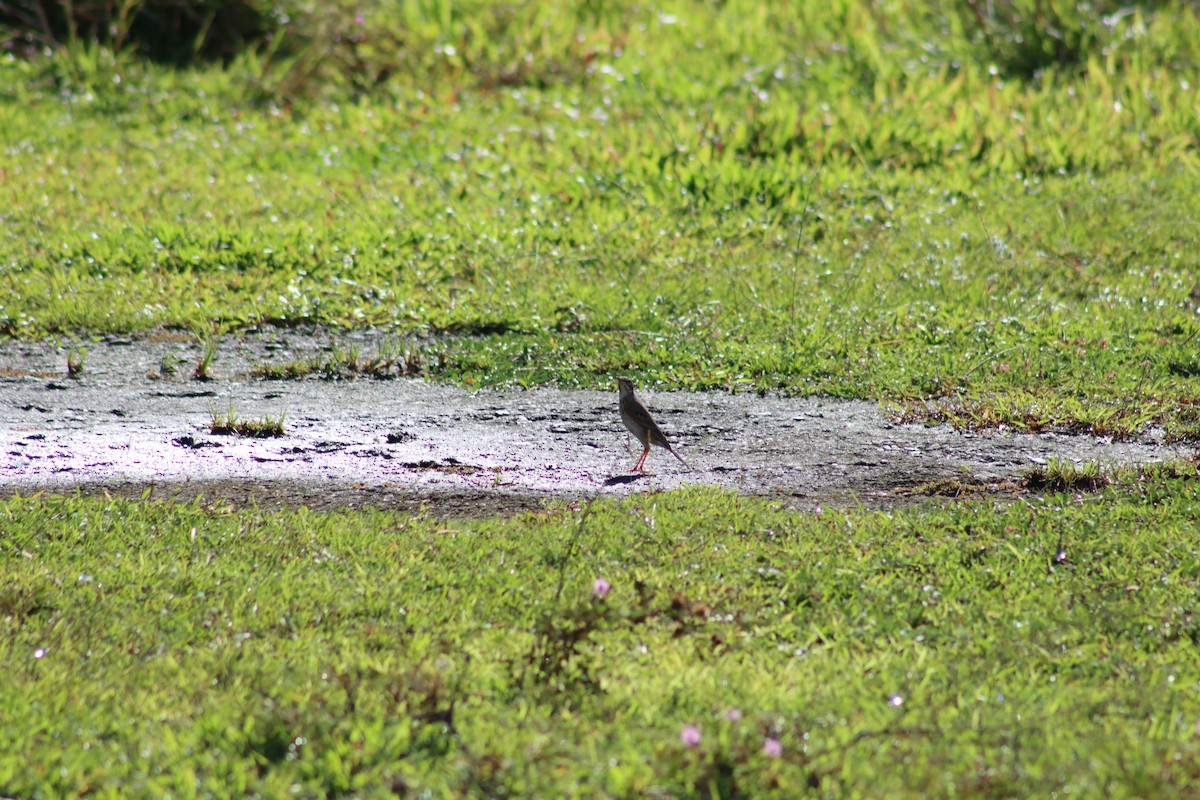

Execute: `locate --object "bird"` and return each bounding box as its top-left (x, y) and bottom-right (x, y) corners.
top-left (617, 376), bottom-right (690, 472)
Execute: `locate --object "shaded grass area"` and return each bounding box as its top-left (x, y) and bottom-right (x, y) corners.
top-left (2, 1), bottom-right (1200, 439)
top-left (3, 479), bottom-right (1200, 797)
top-left (7, 1), bottom-right (1197, 94)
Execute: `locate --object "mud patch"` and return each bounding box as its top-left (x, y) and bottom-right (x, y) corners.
top-left (0, 331), bottom-right (1189, 515)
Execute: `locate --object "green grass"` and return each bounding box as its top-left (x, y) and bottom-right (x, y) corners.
top-left (192, 328), bottom-right (221, 381)
top-left (2, 1), bottom-right (1200, 436)
top-left (4, 478), bottom-right (1200, 797)
top-left (251, 337), bottom-right (423, 380)
top-left (208, 406), bottom-right (286, 438)
top-left (148, 347), bottom-right (186, 380)
top-left (4, 6), bottom-right (1200, 795)
top-left (65, 344), bottom-right (87, 378)
top-left (1021, 457), bottom-right (1112, 493)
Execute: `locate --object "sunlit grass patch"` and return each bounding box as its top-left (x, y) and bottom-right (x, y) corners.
top-left (893, 389), bottom-right (1200, 442)
top-left (1016, 457), bottom-right (1200, 496)
top-left (1021, 458), bottom-right (1111, 493)
top-left (4, 479), bottom-right (1200, 796)
top-left (208, 406), bottom-right (286, 438)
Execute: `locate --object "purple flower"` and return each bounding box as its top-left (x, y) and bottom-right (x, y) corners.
top-left (592, 578), bottom-right (611, 599)
top-left (723, 707), bottom-right (743, 721)
top-left (680, 724), bottom-right (702, 747)
top-left (762, 737), bottom-right (782, 758)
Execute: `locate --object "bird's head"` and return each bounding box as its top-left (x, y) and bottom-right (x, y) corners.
top-left (616, 376), bottom-right (635, 394)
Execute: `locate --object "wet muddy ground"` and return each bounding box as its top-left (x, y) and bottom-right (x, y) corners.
top-left (1, 330), bottom-right (1188, 516)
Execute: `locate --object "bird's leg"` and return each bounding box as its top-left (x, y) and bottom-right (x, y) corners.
top-left (633, 445), bottom-right (650, 472)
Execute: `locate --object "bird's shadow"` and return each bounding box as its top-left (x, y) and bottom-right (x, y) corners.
top-left (604, 474), bottom-right (649, 486)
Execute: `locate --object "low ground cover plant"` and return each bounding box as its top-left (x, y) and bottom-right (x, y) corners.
top-left (3, 4), bottom-right (1200, 795)
top-left (3, 475), bottom-right (1200, 796)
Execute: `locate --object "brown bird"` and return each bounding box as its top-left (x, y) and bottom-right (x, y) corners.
top-left (617, 376), bottom-right (690, 472)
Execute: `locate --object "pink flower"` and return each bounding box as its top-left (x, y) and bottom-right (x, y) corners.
top-left (762, 737), bottom-right (782, 758)
top-left (592, 578), bottom-right (611, 599)
top-left (723, 708), bottom-right (743, 721)
top-left (680, 724), bottom-right (702, 747)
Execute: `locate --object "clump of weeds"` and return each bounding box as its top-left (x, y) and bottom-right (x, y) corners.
top-left (209, 406), bottom-right (286, 438)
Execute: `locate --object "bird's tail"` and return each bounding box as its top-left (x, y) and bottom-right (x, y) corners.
top-left (668, 445), bottom-right (693, 471)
